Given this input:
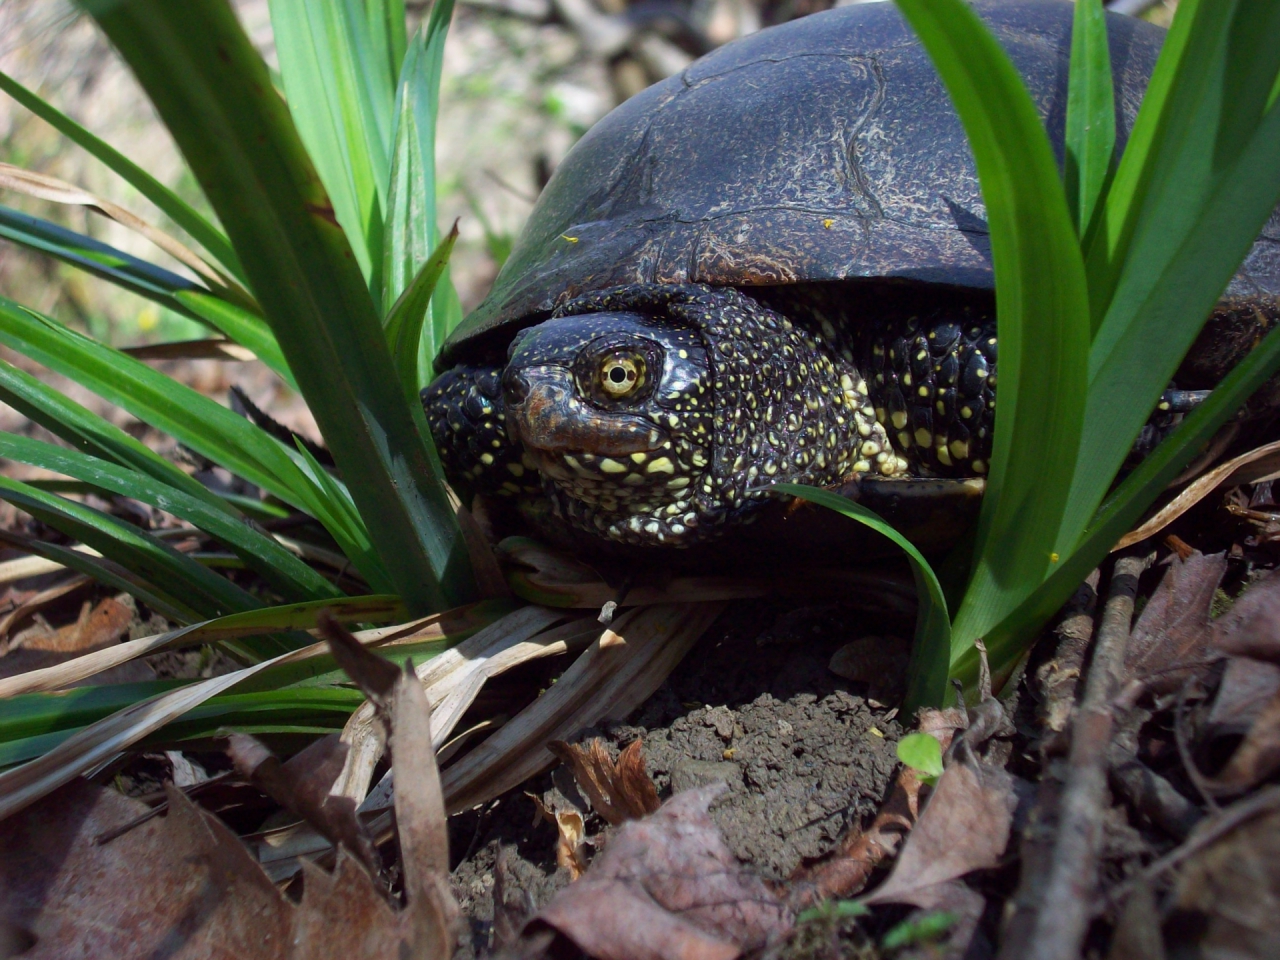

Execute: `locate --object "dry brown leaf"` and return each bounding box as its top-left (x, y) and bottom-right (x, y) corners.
top-left (0, 574), bottom-right (91, 649)
top-left (0, 779), bottom-right (432, 959)
top-left (547, 738), bottom-right (661, 826)
top-left (511, 785), bottom-right (791, 960)
top-left (1204, 690), bottom-right (1280, 795)
top-left (16, 597), bottom-right (132, 654)
top-left (529, 793), bottom-right (589, 879)
top-left (827, 636), bottom-right (910, 704)
top-left (864, 755), bottom-right (1016, 905)
top-left (1213, 567), bottom-right (1280, 663)
top-left (227, 732), bottom-right (382, 880)
top-left (1167, 806), bottom-right (1280, 957)
top-left (441, 602), bottom-right (725, 813)
top-left (121, 339), bottom-right (257, 362)
top-left (1115, 438), bottom-right (1280, 551)
top-left (1124, 551), bottom-right (1226, 694)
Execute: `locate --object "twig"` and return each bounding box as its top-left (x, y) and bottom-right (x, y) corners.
top-left (999, 554), bottom-right (1150, 960)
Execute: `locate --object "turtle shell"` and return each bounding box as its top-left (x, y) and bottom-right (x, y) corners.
top-left (444, 0), bottom-right (1253, 366)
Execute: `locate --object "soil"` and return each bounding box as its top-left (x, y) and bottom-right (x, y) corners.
top-left (447, 600), bottom-right (908, 958)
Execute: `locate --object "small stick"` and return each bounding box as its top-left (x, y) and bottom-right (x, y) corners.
top-left (999, 554), bottom-right (1150, 960)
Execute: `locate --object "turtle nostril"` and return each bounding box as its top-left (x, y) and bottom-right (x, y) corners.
top-left (503, 368), bottom-right (531, 404)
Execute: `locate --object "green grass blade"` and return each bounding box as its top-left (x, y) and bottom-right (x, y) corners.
top-left (1064, 0), bottom-right (1115, 239)
top-left (0, 529), bottom-right (198, 623)
top-left (0, 68), bottom-right (246, 285)
top-left (0, 204), bottom-right (204, 320)
top-left (0, 432), bottom-right (341, 602)
top-left (83, 0), bottom-right (474, 613)
top-left (1085, 0), bottom-right (1280, 326)
top-left (388, 221), bottom-right (458, 399)
top-left (775, 484), bottom-right (951, 711)
top-left (369, 0), bottom-right (408, 87)
top-left (268, 0), bottom-right (390, 291)
top-left (1057, 94), bottom-right (1280, 554)
top-left (894, 0), bottom-right (1091, 654)
top-left (173, 290), bottom-right (296, 390)
top-left (0, 476), bottom-right (260, 620)
top-left (954, 317), bottom-right (1280, 696)
top-left (0, 299), bottom-right (319, 506)
top-left (291, 442), bottom-right (392, 593)
top-left (383, 0), bottom-right (463, 389)
top-left (0, 357), bottom-right (233, 510)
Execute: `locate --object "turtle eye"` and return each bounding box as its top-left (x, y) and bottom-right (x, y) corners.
top-left (599, 355), bottom-right (643, 397)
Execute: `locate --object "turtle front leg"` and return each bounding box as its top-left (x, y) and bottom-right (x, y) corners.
top-left (864, 310), bottom-right (999, 477)
top-left (421, 366), bottom-right (537, 497)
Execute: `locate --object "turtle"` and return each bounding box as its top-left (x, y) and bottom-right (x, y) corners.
top-left (423, 0), bottom-right (1280, 555)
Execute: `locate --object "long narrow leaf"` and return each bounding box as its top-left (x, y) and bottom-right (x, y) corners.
top-left (0, 357), bottom-right (231, 511)
top-left (954, 317), bottom-right (1280, 695)
top-left (0, 476), bottom-right (260, 621)
top-left (0, 529), bottom-right (197, 624)
top-left (383, 0), bottom-right (463, 388)
top-left (388, 220), bottom-right (458, 399)
top-left (1057, 87), bottom-right (1280, 553)
top-left (0, 68), bottom-right (246, 284)
top-left (84, 0), bottom-right (474, 613)
top-left (0, 432), bottom-right (341, 602)
top-left (0, 204), bottom-right (201, 319)
top-left (776, 484), bottom-right (951, 711)
top-left (173, 290), bottom-right (296, 389)
top-left (1064, 0), bottom-right (1115, 238)
top-left (895, 0), bottom-right (1091, 655)
top-left (268, 0), bottom-right (391, 290)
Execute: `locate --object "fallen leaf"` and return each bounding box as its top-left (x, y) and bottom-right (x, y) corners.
top-left (1210, 657), bottom-right (1280, 733)
top-left (509, 785), bottom-right (791, 960)
top-left (529, 793), bottom-right (589, 879)
top-left (227, 732), bottom-right (381, 880)
top-left (1166, 806), bottom-right (1280, 957)
top-left (547, 738), bottom-right (661, 826)
top-left (864, 755), bottom-right (1016, 904)
top-left (1124, 551), bottom-right (1226, 694)
top-left (790, 708), bottom-right (967, 903)
top-left (0, 780), bottom-right (424, 959)
top-left (1204, 689), bottom-right (1280, 794)
top-left (1115, 438), bottom-right (1280, 551)
top-left (1213, 567), bottom-right (1280, 663)
top-left (0, 574), bottom-right (91, 649)
top-left (827, 636), bottom-right (910, 703)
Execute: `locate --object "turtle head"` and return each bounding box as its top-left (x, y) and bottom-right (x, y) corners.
top-left (502, 311), bottom-right (715, 543)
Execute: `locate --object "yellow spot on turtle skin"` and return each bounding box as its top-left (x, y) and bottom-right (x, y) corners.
top-left (960, 405), bottom-right (973, 419)
top-left (560, 234), bottom-right (579, 242)
top-left (936, 445), bottom-right (953, 467)
top-left (973, 459), bottom-right (987, 474)
top-left (937, 401), bottom-right (947, 415)
top-left (903, 373), bottom-right (913, 387)
top-left (916, 349), bottom-right (927, 362)
top-left (1158, 401), bottom-right (1170, 411)
top-left (506, 463), bottom-right (525, 477)
top-left (501, 482), bottom-right (521, 494)
top-left (950, 439), bottom-right (970, 461)
top-left (668, 476), bottom-right (692, 489)
top-left (646, 457), bottom-right (676, 474)
top-left (975, 368), bottom-right (989, 379)
top-left (918, 386), bottom-right (930, 398)
top-left (479, 453), bottom-right (495, 465)
top-left (891, 411), bottom-right (909, 429)
top-left (630, 452), bottom-right (648, 463)
top-left (822, 218), bottom-right (834, 228)
top-left (898, 431), bottom-right (913, 450)
top-left (599, 458), bottom-right (627, 474)
top-left (915, 427), bottom-right (933, 448)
